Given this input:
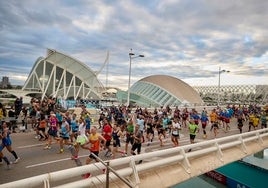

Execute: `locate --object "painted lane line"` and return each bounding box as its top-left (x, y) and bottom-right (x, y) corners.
top-left (26, 154), bottom-right (88, 168)
top-left (17, 142), bottom-right (57, 149)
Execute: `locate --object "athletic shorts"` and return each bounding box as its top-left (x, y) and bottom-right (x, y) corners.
top-left (89, 151), bottom-right (99, 159)
top-left (190, 134), bottom-right (196, 140)
top-left (113, 139), bottom-right (121, 147)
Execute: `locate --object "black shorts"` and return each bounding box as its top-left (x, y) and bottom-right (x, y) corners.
top-left (89, 151), bottom-right (99, 159)
top-left (190, 134), bottom-right (196, 140)
top-left (212, 123), bottom-right (219, 129)
top-left (131, 142), bottom-right (141, 153)
top-left (126, 134), bottom-right (134, 144)
top-left (146, 129), bottom-right (154, 134)
top-left (113, 139), bottom-right (121, 147)
top-left (38, 127), bottom-right (46, 132)
top-left (105, 140), bottom-right (111, 147)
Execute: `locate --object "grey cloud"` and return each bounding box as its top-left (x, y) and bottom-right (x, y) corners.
top-left (0, 0), bottom-right (268, 88)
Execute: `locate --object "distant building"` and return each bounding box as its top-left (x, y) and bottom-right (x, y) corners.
top-left (193, 85), bottom-right (268, 105)
top-left (0, 76), bottom-right (11, 88)
top-left (117, 75), bottom-right (204, 107)
top-left (22, 49), bottom-right (105, 100)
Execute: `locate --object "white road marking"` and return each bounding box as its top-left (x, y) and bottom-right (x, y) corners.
top-left (25, 154), bottom-right (88, 168)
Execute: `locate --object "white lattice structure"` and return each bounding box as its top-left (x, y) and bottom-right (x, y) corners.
top-left (194, 84), bottom-right (268, 104)
top-left (22, 49), bottom-right (105, 100)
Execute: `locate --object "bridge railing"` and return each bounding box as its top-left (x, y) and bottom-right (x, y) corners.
top-left (1, 128), bottom-right (268, 188)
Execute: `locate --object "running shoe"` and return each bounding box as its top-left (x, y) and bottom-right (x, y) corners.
top-left (14, 157), bottom-right (20, 164)
top-left (121, 153), bottom-right (128, 157)
top-left (57, 149), bottom-right (64, 154)
top-left (104, 150), bottom-right (109, 157)
top-left (71, 155), bottom-right (79, 160)
top-left (7, 162), bottom-right (12, 170)
top-left (0, 161), bottom-right (3, 165)
top-left (106, 153), bottom-right (113, 157)
top-left (82, 173), bottom-right (91, 179)
top-left (44, 145), bottom-right (51, 150)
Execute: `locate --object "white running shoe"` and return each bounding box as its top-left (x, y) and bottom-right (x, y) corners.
top-left (14, 157), bottom-right (20, 164)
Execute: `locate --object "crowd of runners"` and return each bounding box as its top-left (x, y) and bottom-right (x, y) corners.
top-left (1, 98), bottom-right (268, 174)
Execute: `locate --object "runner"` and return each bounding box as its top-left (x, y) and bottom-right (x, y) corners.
top-left (156, 119), bottom-right (165, 147)
top-left (83, 126), bottom-right (106, 179)
top-left (237, 114), bottom-right (245, 134)
top-left (71, 117), bottom-right (88, 159)
top-left (209, 109), bottom-right (217, 131)
top-left (131, 124), bottom-right (143, 164)
top-left (58, 116), bottom-right (71, 154)
top-left (102, 118), bottom-right (112, 157)
top-left (0, 122), bottom-right (20, 166)
top-left (200, 113), bottom-right (209, 138)
top-left (70, 113), bottom-right (78, 143)
top-left (171, 118), bottom-right (181, 147)
top-left (122, 114), bottom-right (134, 157)
top-left (145, 115), bottom-right (154, 146)
top-left (188, 118), bottom-right (199, 152)
top-left (44, 112), bottom-right (59, 149)
top-left (111, 123), bottom-right (123, 159)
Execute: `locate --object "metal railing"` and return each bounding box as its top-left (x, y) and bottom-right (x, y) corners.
top-left (1, 128), bottom-right (268, 188)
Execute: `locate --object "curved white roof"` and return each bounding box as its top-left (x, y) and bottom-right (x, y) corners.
top-left (22, 49), bottom-right (105, 100)
top-left (126, 75), bottom-right (203, 107)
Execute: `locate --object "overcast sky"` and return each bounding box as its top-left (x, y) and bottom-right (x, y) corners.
top-left (0, 0), bottom-right (268, 90)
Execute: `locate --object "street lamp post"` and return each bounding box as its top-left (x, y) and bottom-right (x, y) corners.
top-left (127, 50), bottom-right (144, 107)
top-left (217, 66), bottom-right (230, 106)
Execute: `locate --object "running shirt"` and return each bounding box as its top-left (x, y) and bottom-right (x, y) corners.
top-left (134, 130), bottom-right (142, 144)
top-left (162, 118), bottom-right (169, 129)
top-left (261, 115), bottom-right (267, 125)
top-left (210, 112), bottom-right (217, 122)
top-left (137, 118), bottom-right (145, 131)
top-left (189, 123), bottom-right (198, 136)
top-left (71, 118), bottom-right (78, 132)
top-left (172, 122), bottom-right (181, 135)
top-left (56, 112), bottom-right (63, 123)
top-left (78, 122), bottom-right (86, 136)
top-left (61, 122), bottom-right (69, 138)
top-left (112, 130), bottom-right (120, 144)
top-left (1, 129), bottom-right (12, 146)
top-left (126, 124), bottom-right (134, 135)
top-left (200, 116), bottom-right (209, 126)
top-left (89, 133), bottom-right (100, 152)
top-left (146, 122), bottom-right (154, 132)
top-left (253, 117), bottom-right (259, 127)
top-left (103, 124), bottom-right (112, 141)
top-left (49, 116), bottom-right (58, 130)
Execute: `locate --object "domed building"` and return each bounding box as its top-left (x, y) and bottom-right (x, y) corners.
top-left (117, 75), bottom-right (203, 107)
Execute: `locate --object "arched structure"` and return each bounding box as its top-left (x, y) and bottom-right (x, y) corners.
top-left (22, 49), bottom-right (105, 100)
top-left (117, 75), bottom-right (203, 107)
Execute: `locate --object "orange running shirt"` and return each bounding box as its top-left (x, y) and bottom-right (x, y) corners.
top-left (210, 112), bottom-right (217, 122)
top-left (89, 133), bottom-right (100, 152)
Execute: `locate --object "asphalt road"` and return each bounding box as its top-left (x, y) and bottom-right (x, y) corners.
top-left (0, 118), bottom-right (246, 186)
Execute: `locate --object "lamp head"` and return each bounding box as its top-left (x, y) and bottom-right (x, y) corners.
top-left (129, 52), bottom-right (135, 56)
top-left (139, 55), bottom-right (145, 57)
